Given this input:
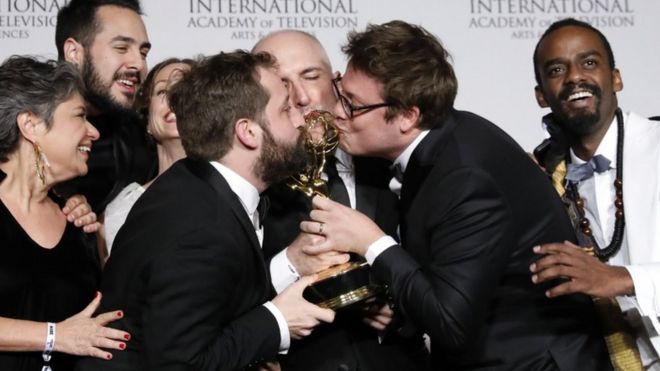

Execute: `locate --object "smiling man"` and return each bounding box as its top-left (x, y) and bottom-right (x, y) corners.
top-left (54, 0), bottom-right (156, 213)
top-left (300, 20), bottom-right (612, 370)
top-left (531, 18), bottom-right (660, 369)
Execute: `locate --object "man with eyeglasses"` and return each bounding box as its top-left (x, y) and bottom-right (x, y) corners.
top-left (301, 20), bottom-right (612, 370)
top-left (252, 30), bottom-right (430, 371)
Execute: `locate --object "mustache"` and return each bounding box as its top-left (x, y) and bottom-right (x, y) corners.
top-left (113, 70), bottom-right (141, 84)
top-left (558, 82), bottom-right (602, 101)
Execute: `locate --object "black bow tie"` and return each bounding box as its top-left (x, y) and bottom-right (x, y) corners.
top-left (566, 154), bottom-right (611, 183)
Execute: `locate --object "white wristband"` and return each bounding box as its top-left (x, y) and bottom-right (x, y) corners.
top-left (42, 322), bottom-right (56, 363)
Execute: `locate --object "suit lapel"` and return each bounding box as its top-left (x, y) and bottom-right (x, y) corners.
top-left (400, 112), bottom-right (459, 214)
top-left (184, 158), bottom-right (270, 284)
top-left (355, 183), bottom-right (377, 220)
top-left (353, 159), bottom-right (378, 220)
top-left (398, 113), bottom-right (458, 244)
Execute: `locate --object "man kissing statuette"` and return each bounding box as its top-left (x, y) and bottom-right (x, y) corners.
top-left (288, 109), bottom-right (385, 310)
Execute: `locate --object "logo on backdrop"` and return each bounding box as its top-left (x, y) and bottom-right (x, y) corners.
top-left (187, 0), bottom-right (359, 40)
top-left (0, 0), bottom-right (67, 39)
top-left (468, 0), bottom-right (635, 39)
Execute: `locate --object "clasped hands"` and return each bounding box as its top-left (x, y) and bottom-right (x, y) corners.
top-left (298, 195), bottom-right (386, 257)
top-left (287, 196), bottom-right (393, 330)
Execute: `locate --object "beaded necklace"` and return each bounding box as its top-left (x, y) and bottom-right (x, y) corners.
top-left (565, 108), bottom-right (625, 261)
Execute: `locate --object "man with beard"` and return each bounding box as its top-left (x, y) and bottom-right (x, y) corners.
top-left (54, 0), bottom-right (156, 213)
top-left (253, 30), bottom-right (429, 371)
top-left (531, 18), bottom-right (660, 369)
top-left (76, 51), bottom-right (335, 371)
top-left (299, 20), bottom-right (612, 370)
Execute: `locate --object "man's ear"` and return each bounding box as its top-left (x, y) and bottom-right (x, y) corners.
top-left (235, 118), bottom-right (260, 150)
top-left (16, 112), bottom-right (42, 143)
top-left (63, 37), bottom-right (85, 67)
top-left (534, 86), bottom-right (549, 108)
top-left (398, 106), bottom-right (420, 133)
top-left (612, 68), bottom-right (624, 93)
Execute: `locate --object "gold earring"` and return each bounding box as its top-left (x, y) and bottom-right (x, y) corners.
top-left (33, 142), bottom-right (48, 185)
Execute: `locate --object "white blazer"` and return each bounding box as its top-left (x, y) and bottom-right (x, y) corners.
top-left (621, 111), bottom-right (660, 350)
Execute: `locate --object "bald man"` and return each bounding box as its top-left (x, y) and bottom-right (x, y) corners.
top-left (254, 31), bottom-right (430, 371)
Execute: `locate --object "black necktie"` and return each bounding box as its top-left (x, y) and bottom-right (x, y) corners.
top-left (325, 156), bottom-right (351, 207)
top-left (256, 195), bottom-right (269, 229)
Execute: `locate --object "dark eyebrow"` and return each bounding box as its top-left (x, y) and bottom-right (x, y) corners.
top-left (576, 49), bottom-right (602, 60)
top-left (341, 86), bottom-right (355, 100)
top-left (111, 35), bottom-right (152, 51)
top-left (543, 49), bottom-right (602, 70)
top-left (153, 79), bottom-right (169, 87)
top-left (542, 57), bottom-right (565, 70)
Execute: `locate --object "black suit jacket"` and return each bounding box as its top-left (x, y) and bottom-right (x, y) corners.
top-left (57, 112), bottom-right (157, 213)
top-left (371, 110), bottom-right (612, 370)
top-left (262, 157), bottom-right (430, 371)
top-left (76, 158), bottom-right (280, 371)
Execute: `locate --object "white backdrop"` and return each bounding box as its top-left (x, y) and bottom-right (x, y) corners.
top-left (1, 0), bottom-right (659, 150)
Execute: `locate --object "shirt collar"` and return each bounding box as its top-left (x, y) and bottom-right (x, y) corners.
top-left (569, 113), bottom-right (622, 168)
top-left (392, 130), bottom-right (430, 173)
top-left (333, 147), bottom-right (353, 172)
top-left (209, 161), bottom-right (260, 216)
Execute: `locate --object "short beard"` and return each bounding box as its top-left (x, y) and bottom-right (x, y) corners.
top-left (81, 50), bottom-right (136, 117)
top-left (557, 110), bottom-right (601, 137)
top-left (255, 123), bottom-right (307, 186)
top-left (550, 82), bottom-right (603, 137)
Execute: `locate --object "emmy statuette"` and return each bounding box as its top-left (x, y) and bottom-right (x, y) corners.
top-left (288, 110), bottom-right (385, 310)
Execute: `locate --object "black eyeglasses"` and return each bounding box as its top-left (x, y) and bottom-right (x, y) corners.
top-left (332, 76), bottom-right (392, 118)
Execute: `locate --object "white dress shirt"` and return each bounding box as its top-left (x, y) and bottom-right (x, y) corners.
top-left (366, 130), bottom-right (429, 265)
top-left (209, 161), bottom-right (290, 352)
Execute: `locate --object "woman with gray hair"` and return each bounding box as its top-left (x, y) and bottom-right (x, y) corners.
top-left (0, 56), bottom-right (130, 370)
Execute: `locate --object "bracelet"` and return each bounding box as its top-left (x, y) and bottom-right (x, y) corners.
top-left (42, 322), bottom-right (56, 363)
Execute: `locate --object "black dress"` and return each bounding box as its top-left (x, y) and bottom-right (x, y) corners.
top-left (0, 171), bottom-right (100, 371)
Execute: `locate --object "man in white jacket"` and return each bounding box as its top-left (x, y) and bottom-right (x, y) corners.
top-left (531, 17), bottom-right (660, 369)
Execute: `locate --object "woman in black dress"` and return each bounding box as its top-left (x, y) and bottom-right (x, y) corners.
top-left (0, 56), bottom-right (130, 370)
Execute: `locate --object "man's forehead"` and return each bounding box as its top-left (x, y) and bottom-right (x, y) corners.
top-left (257, 33), bottom-right (331, 73)
top-left (343, 64), bottom-right (383, 97)
top-left (540, 26), bottom-right (604, 57)
top-left (93, 4), bottom-right (147, 38)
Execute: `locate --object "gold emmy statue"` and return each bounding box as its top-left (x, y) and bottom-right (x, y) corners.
top-left (289, 110), bottom-right (385, 310)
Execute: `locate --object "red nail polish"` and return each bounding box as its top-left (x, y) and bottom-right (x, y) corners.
top-left (124, 334), bottom-right (130, 340)
top-left (106, 354), bottom-right (112, 360)
top-left (116, 311), bottom-right (123, 317)
top-left (119, 343), bottom-right (125, 349)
